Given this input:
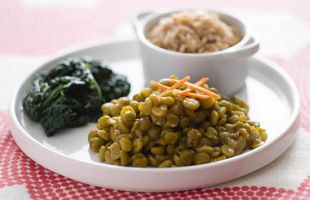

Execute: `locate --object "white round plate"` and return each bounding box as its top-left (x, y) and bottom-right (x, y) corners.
top-left (9, 40), bottom-right (300, 192)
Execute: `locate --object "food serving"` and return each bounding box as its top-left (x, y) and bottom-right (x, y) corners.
top-left (23, 57), bottom-right (130, 136)
top-left (88, 75), bottom-right (267, 167)
top-left (10, 40), bottom-right (299, 191)
top-left (147, 10), bottom-right (241, 53)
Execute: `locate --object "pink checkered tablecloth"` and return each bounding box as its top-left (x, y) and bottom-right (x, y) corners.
top-left (1, 0), bottom-right (310, 199)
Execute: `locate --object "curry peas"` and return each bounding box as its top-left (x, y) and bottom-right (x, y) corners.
top-left (88, 76), bottom-right (267, 167)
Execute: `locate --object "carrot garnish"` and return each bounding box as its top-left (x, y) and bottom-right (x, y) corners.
top-left (159, 76), bottom-right (190, 97)
top-left (169, 79), bottom-right (220, 99)
top-left (185, 82), bottom-right (220, 99)
top-left (182, 92), bottom-right (210, 99)
top-left (151, 76), bottom-right (220, 100)
top-left (151, 81), bottom-right (169, 91)
top-left (194, 77), bottom-right (209, 86)
top-left (178, 77), bottom-right (209, 94)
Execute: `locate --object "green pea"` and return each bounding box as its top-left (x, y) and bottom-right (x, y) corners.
top-left (117, 97), bottom-right (130, 106)
top-left (196, 145), bottom-right (214, 154)
top-left (99, 146), bottom-right (107, 162)
top-left (88, 129), bottom-right (97, 142)
top-left (179, 150), bottom-right (194, 165)
top-left (150, 115), bottom-right (166, 126)
top-left (228, 115), bottom-right (239, 123)
top-left (89, 137), bottom-right (104, 152)
top-left (133, 138), bottom-right (143, 153)
top-left (239, 128), bottom-right (249, 137)
top-left (148, 155), bottom-right (159, 167)
top-left (187, 129), bottom-right (201, 147)
top-left (165, 114), bottom-right (179, 128)
top-left (217, 115), bottom-right (227, 125)
top-left (180, 117), bottom-right (190, 128)
top-left (122, 111), bottom-right (136, 126)
top-left (122, 110), bottom-right (133, 124)
top-left (211, 150), bottom-right (221, 158)
top-left (200, 97), bottom-right (214, 109)
top-left (131, 121), bottom-right (140, 133)
top-left (221, 144), bottom-right (235, 157)
top-left (149, 94), bottom-right (160, 106)
top-left (151, 146), bottom-right (164, 155)
top-left (107, 118), bottom-right (116, 126)
top-left (142, 135), bottom-right (151, 146)
top-left (159, 160), bottom-right (173, 168)
top-left (155, 154), bottom-right (169, 163)
top-left (97, 115), bottom-right (111, 129)
top-left (166, 144), bottom-right (175, 155)
top-left (237, 99), bottom-right (249, 110)
top-left (183, 97), bottom-right (200, 111)
top-left (217, 107), bottom-right (227, 118)
top-left (148, 126), bottom-right (160, 140)
top-left (119, 137), bottom-right (132, 152)
top-left (110, 128), bottom-right (120, 141)
top-left (219, 100), bottom-right (233, 112)
top-left (251, 139), bottom-right (264, 149)
top-left (173, 155), bottom-right (183, 166)
top-left (225, 123), bottom-right (235, 131)
top-left (109, 143), bottom-right (121, 160)
top-left (259, 129), bottom-right (268, 142)
top-left (129, 101), bottom-right (140, 113)
top-left (97, 129), bottom-right (110, 141)
top-left (140, 88), bottom-right (152, 98)
top-left (132, 93), bottom-right (143, 102)
top-left (198, 137), bottom-right (212, 146)
top-left (115, 118), bottom-right (129, 133)
top-left (132, 157), bottom-right (148, 167)
top-left (138, 99), bottom-right (152, 116)
top-left (139, 117), bottom-right (151, 132)
top-left (101, 102), bottom-right (114, 115)
top-left (159, 78), bottom-right (174, 86)
top-left (163, 131), bottom-right (178, 145)
top-left (151, 105), bottom-right (168, 118)
top-left (157, 138), bottom-right (167, 146)
top-left (212, 155), bottom-right (227, 162)
top-left (160, 96), bottom-right (175, 106)
top-left (210, 110), bottom-right (219, 126)
top-left (104, 150), bottom-right (112, 163)
top-left (169, 101), bottom-right (182, 115)
top-left (120, 150), bottom-right (129, 166)
top-left (194, 153), bottom-right (210, 164)
top-left (111, 104), bottom-right (122, 116)
top-left (235, 137), bottom-right (247, 155)
top-left (132, 153), bottom-right (144, 161)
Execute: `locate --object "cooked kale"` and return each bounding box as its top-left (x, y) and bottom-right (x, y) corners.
top-left (23, 57), bottom-right (130, 136)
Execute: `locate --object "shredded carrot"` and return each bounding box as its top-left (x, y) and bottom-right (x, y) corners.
top-left (159, 76), bottom-right (190, 97)
top-left (186, 82), bottom-right (220, 99)
top-left (195, 77), bottom-right (209, 85)
top-left (182, 92), bottom-right (210, 99)
top-left (151, 76), bottom-right (220, 100)
top-left (153, 80), bottom-right (210, 99)
top-left (151, 81), bottom-right (169, 91)
top-left (169, 79), bottom-right (220, 99)
top-left (178, 77), bottom-right (209, 94)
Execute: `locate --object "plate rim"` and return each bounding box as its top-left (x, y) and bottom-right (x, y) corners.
top-left (8, 40), bottom-right (301, 174)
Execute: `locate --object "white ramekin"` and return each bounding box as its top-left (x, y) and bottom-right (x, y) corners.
top-left (133, 9), bottom-right (259, 95)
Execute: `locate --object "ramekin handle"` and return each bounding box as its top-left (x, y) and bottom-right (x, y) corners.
top-left (132, 11), bottom-right (153, 33)
top-left (231, 36), bottom-right (260, 58)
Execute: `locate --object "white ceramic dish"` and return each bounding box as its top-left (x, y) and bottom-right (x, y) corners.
top-left (9, 40), bottom-right (300, 192)
top-left (134, 9), bottom-right (259, 95)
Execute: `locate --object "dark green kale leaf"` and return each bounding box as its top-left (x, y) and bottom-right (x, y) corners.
top-left (23, 74), bottom-right (50, 121)
top-left (23, 56), bottom-right (131, 136)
